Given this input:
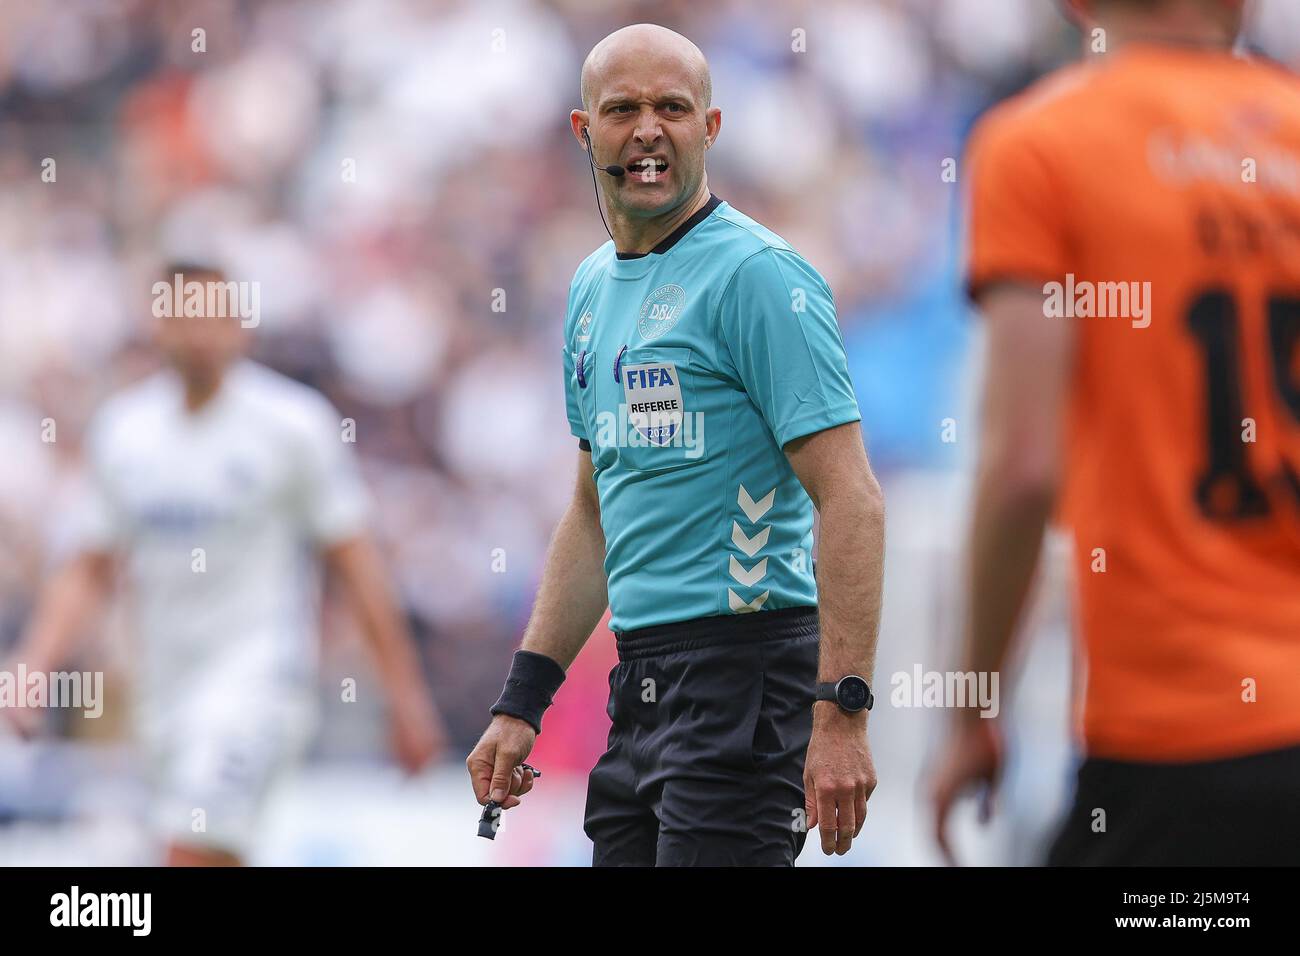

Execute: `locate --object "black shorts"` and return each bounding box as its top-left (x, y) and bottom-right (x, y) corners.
top-left (583, 606), bottom-right (819, 867)
top-left (1046, 741), bottom-right (1300, 866)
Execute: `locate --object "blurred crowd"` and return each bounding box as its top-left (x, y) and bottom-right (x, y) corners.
top-left (2, 0), bottom-right (1299, 804)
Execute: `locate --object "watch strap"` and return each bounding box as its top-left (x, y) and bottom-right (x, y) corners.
top-left (815, 676), bottom-right (874, 713)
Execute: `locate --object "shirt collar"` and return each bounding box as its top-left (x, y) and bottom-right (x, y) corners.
top-left (614, 193), bottom-right (722, 260)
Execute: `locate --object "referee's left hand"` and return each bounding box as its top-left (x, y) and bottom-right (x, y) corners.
top-left (804, 704), bottom-right (876, 855)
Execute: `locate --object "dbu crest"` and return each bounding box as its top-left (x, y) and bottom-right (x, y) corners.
top-left (637, 284), bottom-right (685, 341)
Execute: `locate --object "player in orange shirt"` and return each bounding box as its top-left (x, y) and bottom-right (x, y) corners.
top-left (932, 0), bottom-right (1300, 865)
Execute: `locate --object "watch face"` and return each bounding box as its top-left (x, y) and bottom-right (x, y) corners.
top-left (837, 676), bottom-right (870, 712)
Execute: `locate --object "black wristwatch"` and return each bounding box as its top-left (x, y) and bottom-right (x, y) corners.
top-left (816, 676), bottom-right (873, 714)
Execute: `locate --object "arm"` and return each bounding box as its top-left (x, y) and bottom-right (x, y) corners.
top-left (785, 423), bottom-right (885, 682)
top-left (11, 550), bottom-right (114, 672)
top-left (4, 550), bottom-right (114, 735)
top-left (517, 448), bottom-right (609, 668)
top-left (784, 422), bottom-right (886, 855)
top-left (323, 533), bottom-right (445, 772)
top-left (963, 284), bottom-right (1071, 680)
top-left (466, 449), bottom-right (608, 808)
top-left (931, 282), bottom-right (1073, 863)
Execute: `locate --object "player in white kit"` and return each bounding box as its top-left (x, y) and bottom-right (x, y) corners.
top-left (6, 263), bottom-right (443, 865)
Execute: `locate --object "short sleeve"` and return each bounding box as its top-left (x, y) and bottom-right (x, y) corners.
top-left (562, 341), bottom-right (589, 442)
top-left (62, 430), bottom-right (126, 557)
top-left (296, 399), bottom-right (370, 546)
top-left (964, 107), bottom-right (1072, 302)
top-left (717, 247), bottom-right (861, 448)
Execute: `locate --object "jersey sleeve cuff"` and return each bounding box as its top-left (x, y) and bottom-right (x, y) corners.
top-left (775, 403), bottom-right (863, 449)
top-left (966, 270), bottom-right (1060, 306)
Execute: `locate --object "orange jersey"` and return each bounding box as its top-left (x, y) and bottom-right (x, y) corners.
top-left (966, 45), bottom-right (1300, 762)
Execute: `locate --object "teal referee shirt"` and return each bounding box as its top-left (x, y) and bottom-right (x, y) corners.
top-left (563, 195), bottom-right (861, 633)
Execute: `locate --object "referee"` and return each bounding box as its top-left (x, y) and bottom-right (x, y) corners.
top-left (466, 24), bottom-right (886, 866)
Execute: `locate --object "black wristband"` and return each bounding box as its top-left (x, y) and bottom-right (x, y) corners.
top-left (490, 650), bottom-right (566, 735)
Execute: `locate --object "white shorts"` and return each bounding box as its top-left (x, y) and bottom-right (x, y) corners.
top-left (138, 676), bottom-right (316, 859)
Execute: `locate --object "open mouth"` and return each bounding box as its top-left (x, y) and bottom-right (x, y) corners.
top-left (626, 159), bottom-right (669, 177)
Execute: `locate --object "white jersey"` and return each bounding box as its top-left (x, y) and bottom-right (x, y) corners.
top-left (76, 360), bottom-right (369, 736)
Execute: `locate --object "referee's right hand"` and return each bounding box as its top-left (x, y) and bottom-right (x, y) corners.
top-left (467, 715), bottom-right (538, 810)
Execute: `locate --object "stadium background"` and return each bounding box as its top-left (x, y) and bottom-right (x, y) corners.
top-left (1, 0), bottom-right (1297, 866)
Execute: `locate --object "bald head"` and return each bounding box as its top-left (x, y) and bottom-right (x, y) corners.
top-left (581, 24), bottom-right (711, 112)
top-left (572, 24), bottom-right (721, 232)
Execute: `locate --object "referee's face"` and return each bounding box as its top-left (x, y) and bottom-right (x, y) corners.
top-left (579, 42), bottom-right (719, 221)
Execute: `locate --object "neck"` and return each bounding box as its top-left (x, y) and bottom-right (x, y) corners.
top-left (607, 182), bottom-right (711, 255)
top-left (1094, 8), bottom-right (1236, 52)
top-left (182, 371), bottom-right (224, 413)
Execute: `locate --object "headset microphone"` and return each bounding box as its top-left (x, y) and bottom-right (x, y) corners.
top-left (583, 127), bottom-right (625, 177)
top-left (582, 127), bottom-right (623, 240)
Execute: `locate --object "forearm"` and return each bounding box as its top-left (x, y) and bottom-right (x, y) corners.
top-left (14, 552), bottom-right (112, 670)
top-left (813, 479), bottom-right (885, 683)
top-left (327, 536), bottom-right (424, 691)
top-left (962, 283), bottom-right (1071, 686)
top-left (518, 495), bottom-right (608, 670)
top-left (962, 467), bottom-right (1054, 679)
